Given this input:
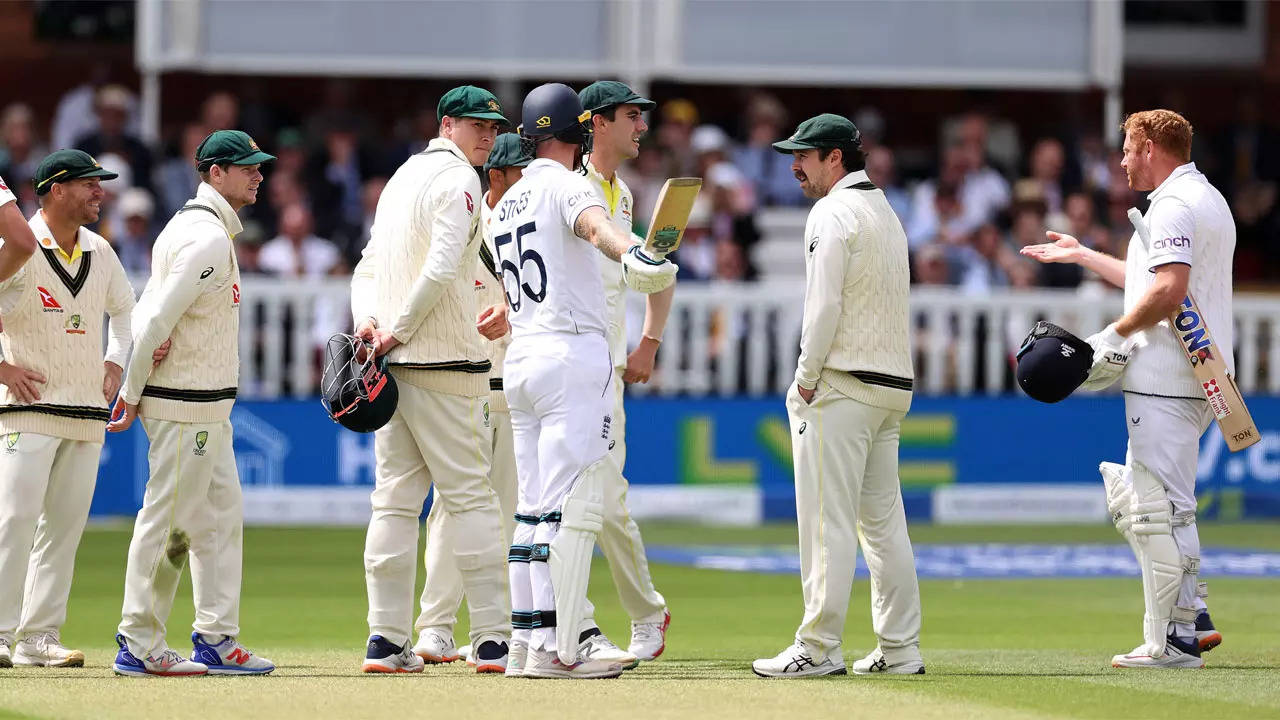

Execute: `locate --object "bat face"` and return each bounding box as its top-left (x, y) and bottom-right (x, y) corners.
top-left (644, 177), bottom-right (702, 257)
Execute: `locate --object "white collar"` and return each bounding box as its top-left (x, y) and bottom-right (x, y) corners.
top-left (830, 169), bottom-right (872, 193)
top-left (195, 182), bottom-right (244, 237)
top-left (1147, 162), bottom-right (1198, 202)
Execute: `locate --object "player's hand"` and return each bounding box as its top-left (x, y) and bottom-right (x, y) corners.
top-left (1020, 232), bottom-right (1083, 264)
top-left (106, 394), bottom-right (138, 433)
top-left (370, 328), bottom-right (401, 357)
top-left (102, 362), bottom-right (123, 404)
top-left (355, 317), bottom-right (378, 343)
top-left (0, 361), bottom-right (46, 403)
top-left (476, 303), bottom-right (510, 341)
top-left (797, 384), bottom-right (816, 405)
top-left (1080, 322), bottom-right (1135, 391)
top-left (623, 336), bottom-right (660, 384)
top-left (152, 338), bottom-right (172, 369)
top-left (622, 246), bottom-right (678, 294)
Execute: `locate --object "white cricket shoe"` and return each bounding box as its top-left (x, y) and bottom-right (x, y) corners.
top-left (13, 631), bottom-right (85, 667)
top-left (752, 641), bottom-right (846, 678)
top-left (191, 632), bottom-right (275, 675)
top-left (0, 639), bottom-right (12, 668)
top-left (412, 627), bottom-right (459, 664)
top-left (362, 635), bottom-right (425, 674)
top-left (851, 647), bottom-right (925, 675)
top-left (113, 634), bottom-right (208, 677)
top-left (582, 630), bottom-right (638, 669)
top-left (629, 609), bottom-right (671, 662)
top-left (473, 639), bottom-right (509, 674)
top-left (458, 643), bottom-right (475, 667)
top-left (523, 645), bottom-right (624, 679)
top-left (505, 639), bottom-right (528, 678)
top-left (1111, 634), bottom-right (1204, 669)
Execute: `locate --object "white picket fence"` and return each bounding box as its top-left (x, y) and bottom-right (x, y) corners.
top-left (230, 276), bottom-right (1280, 399)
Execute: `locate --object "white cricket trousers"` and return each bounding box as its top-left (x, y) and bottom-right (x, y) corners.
top-left (414, 401), bottom-right (516, 636)
top-left (365, 379), bottom-right (507, 648)
top-left (504, 332), bottom-right (612, 653)
top-left (1123, 392), bottom-right (1213, 635)
top-left (119, 417), bottom-right (242, 658)
top-left (595, 368), bottom-right (666, 624)
top-left (787, 382), bottom-right (922, 659)
top-left (0, 432), bottom-right (100, 643)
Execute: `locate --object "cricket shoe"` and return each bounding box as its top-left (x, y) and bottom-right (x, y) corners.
top-left (628, 608), bottom-right (671, 662)
top-left (851, 647), bottom-right (925, 675)
top-left (0, 639), bottom-right (11, 668)
top-left (752, 641), bottom-right (846, 678)
top-left (458, 643), bottom-right (475, 666)
top-left (1196, 610), bottom-right (1223, 652)
top-left (474, 639), bottom-right (508, 674)
top-left (580, 628), bottom-right (638, 669)
top-left (412, 627), bottom-right (459, 664)
top-left (13, 631), bottom-right (85, 667)
top-left (191, 632), bottom-right (275, 675)
top-left (505, 639), bottom-right (528, 678)
top-left (362, 635), bottom-right (425, 673)
top-left (523, 644), bottom-right (624, 679)
top-left (1111, 633), bottom-right (1204, 669)
top-left (113, 634), bottom-right (208, 677)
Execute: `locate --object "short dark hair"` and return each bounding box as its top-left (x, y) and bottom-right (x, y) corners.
top-left (819, 145), bottom-right (866, 173)
top-left (593, 105), bottom-right (619, 122)
top-left (197, 162), bottom-right (232, 183)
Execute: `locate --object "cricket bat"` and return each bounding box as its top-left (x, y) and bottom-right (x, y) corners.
top-left (1128, 207), bottom-right (1260, 452)
top-left (643, 177), bottom-right (702, 257)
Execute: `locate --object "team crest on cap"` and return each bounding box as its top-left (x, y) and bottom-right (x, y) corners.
top-left (488, 100), bottom-right (500, 112)
top-left (248, 139), bottom-right (260, 151)
top-left (536, 115), bottom-right (552, 128)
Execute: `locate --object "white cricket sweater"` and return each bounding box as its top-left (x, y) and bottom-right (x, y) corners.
top-left (796, 171), bottom-right (914, 413)
top-left (585, 161), bottom-right (638, 369)
top-left (351, 138), bottom-right (489, 397)
top-left (121, 182), bottom-right (242, 423)
top-left (0, 211), bottom-right (134, 442)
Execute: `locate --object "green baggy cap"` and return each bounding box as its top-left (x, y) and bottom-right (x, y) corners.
top-left (195, 130), bottom-right (276, 170)
top-left (437, 85), bottom-right (510, 125)
top-left (483, 133), bottom-right (532, 172)
top-left (33, 149), bottom-right (119, 195)
top-left (772, 113), bottom-right (861, 153)
top-left (578, 81), bottom-right (656, 113)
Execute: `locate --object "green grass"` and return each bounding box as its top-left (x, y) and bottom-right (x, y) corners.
top-left (1, 523), bottom-right (1278, 719)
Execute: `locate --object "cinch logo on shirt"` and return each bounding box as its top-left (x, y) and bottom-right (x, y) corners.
top-left (37, 286), bottom-right (63, 312)
top-left (1152, 236), bottom-right (1191, 250)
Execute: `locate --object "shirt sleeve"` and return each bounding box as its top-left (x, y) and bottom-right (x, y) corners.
top-left (1145, 196), bottom-right (1195, 272)
top-left (557, 174), bottom-right (606, 231)
top-left (794, 201), bottom-right (855, 389)
top-left (389, 166), bottom-right (480, 343)
top-left (0, 175), bottom-right (14, 208)
top-left (0, 261), bottom-right (29, 314)
top-left (120, 225), bottom-right (230, 404)
top-left (103, 248), bottom-right (136, 369)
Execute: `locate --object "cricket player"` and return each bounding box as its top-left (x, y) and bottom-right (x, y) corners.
top-left (753, 114), bottom-right (924, 678)
top-left (494, 82), bottom-right (675, 679)
top-left (109, 130), bottom-right (277, 677)
top-left (412, 132), bottom-right (528, 672)
top-left (351, 86), bottom-right (510, 674)
top-left (1021, 110), bottom-right (1230, 668)
top-left (0, 150), bottom-right (133, 668)
top-left (0, 172), bottom-right (40, 279)
top-left (576, 80), bottom-right (672, 662)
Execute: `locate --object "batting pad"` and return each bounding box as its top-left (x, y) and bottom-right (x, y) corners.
top-left (550, 459), bottom-right (606, 666)
top-left (1129, 462), bottom-right (1181, 655)
top-left (1099, 462), bottom-right (1140, 558)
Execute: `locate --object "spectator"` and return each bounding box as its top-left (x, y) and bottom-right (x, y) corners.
top-left (913, 244), bottom-right (951, 286)
top-left (1061, 191), bottom-right (1110, 254)
top-left (258, 203), bottom-right (346, 279)
top-left (201, 91), bottom-right (240, 132)
top-left (658, 99), bottom-right (699, 177)
top-left (1076, 134), bottom-right (1112, 194)
top-left (956, 131), bottom-right (1010, 230)
top-left (74, 85), bottom-right (153, 192)
top-left (865, 145), bottom-right (911, 223)
top-left (51, 62), bottom-right (138, 151)
top-left (156, 122), bottom-right (208, 217)
top-left (112, 188), bottom-right (155, 275)
top-left (0, 103), bottom-right (46, 189)
top-left (1007, 183), bottom-right (1080, 289)
top-left (906, 143), bottom-right (970, 249)
top-left (957, 223), bottom-right (1012, 294)
top-left (354, 176), bottom-right (388, 266)
top-left (734, 94), bottom-right (806, 206)
top-left (1025, 137), bottom-right (1066, 215)
top-left (705, 162), bottom-right (760, 278)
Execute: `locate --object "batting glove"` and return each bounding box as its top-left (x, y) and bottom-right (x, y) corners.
top-left (1080, 322), bottom-right (1135, 390)
top-left (622, 245), bottom-right (678, 294)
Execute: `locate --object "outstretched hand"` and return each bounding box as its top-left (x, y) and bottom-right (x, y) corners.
top-left (1020, 232), bottom-right (1082, 264)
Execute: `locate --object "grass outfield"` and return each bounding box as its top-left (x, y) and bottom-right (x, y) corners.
top-left (1, 522), bottom-right (1278, 719)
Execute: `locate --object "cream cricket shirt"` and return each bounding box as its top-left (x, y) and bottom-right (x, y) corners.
top-left (350, 138), bottom-right (490, 397)
top-left (585, 161), bottom-right (639, 369)
top-left (0, 174), bottom-right (14, 208)
top-left (1123, 162), bottom-right (1236, 399)
top-left (0, 210), bottom-right (134, 441)
top-left (796, 170), bottom-right (913, 413)
top-left (121, 182), bottom-right (242, 423)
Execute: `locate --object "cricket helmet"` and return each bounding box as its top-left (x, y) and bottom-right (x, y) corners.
top-left (321, 333), bottom-right (398, 433)
top-left (519, 82), bottom-right (593, 157)
top-left (1014, 321), bottom-right (1093, 403)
